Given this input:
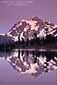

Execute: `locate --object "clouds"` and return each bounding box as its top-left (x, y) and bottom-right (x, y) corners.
top-left (0, 0), bottom-right (33, 6)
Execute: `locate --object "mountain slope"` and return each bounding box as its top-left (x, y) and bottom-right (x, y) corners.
top-left (0, 16), bottom-right (57, 49)
top-left (7, 16), bottom-right (57, 41)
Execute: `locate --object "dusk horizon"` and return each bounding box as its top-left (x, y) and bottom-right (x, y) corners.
top-left (0, 0), bottom-right (57, 33)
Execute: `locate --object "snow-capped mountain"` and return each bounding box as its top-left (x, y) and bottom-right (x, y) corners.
top-left (0, 16), bottom-right (57, 48)
top-left (7, 16), bottom-right (57, 41)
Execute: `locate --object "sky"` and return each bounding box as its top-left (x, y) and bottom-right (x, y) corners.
top-left (0, 0), bottom-right (57, 33)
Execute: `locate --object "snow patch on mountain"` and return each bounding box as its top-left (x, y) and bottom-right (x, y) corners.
top-left (0, 16), bottom-right (57, 43)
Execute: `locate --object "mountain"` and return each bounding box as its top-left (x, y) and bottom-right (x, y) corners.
top-left (7, 16), bottom-right (57, 41)
top-left (0, 16), bottom-right (57, 49)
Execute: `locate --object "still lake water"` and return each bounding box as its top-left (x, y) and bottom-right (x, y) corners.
top-left (0, 49), bottom-right (57, 85)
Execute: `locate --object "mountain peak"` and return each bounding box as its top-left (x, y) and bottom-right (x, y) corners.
top-left (7, 16), bottom-right (57, 41)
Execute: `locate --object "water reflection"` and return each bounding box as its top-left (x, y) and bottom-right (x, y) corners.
top-left (0, 49), bottom-right (57, 77)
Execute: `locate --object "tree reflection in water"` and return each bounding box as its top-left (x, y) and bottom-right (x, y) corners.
top-left (0, 49), bottom-right (57, 77)
top-left (5, 49), bottom-right (57, 77)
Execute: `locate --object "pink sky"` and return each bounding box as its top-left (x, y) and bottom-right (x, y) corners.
top-left (0, 0), bottom-right (57, 33)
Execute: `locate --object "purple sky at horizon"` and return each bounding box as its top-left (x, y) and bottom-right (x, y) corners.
top-left (0, 0), bottom-right (57, 33)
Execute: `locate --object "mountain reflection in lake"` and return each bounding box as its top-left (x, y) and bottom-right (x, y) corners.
top-left (0, 49), bottom-right (57, 77)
